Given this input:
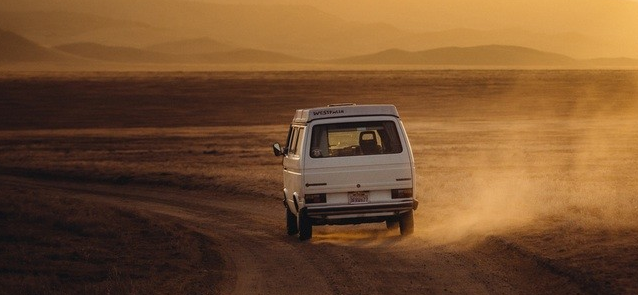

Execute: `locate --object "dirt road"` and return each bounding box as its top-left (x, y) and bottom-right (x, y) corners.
top-left (2, 174), bottom-right (591, 295)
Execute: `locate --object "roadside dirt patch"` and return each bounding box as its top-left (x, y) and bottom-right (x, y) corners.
top-left (501, 221), bottom-right (638, 295)
top-left (0, 183), bottom-right (224, 295)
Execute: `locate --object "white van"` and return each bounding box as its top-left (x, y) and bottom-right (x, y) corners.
top-left (273, 104), bottom-right (418, 240)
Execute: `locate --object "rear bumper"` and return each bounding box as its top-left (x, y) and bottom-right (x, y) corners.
top-left (306, 199), bottom-right (418, 218)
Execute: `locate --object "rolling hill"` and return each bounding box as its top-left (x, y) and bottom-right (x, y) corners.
top-left (335, 45), bottom-right (576, 66)
top-left (144, 38), bottom-right (235, 55)
top-left (0, 29), bottom-right (76, 63)
top-left (54, 42), bottom-right (308, 64)
top-left (54, 43), bottom-right (180, 63)
top-left (385, 28), bottom-right (608, 60)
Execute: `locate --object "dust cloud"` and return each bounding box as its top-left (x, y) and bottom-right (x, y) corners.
top-left (411, 78), bottom-right (638, 245)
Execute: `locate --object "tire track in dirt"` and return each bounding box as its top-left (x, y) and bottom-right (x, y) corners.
top-left (1, 175), bottom-right (591, 295)
top-left (0, 175), bottom-right (340, 295)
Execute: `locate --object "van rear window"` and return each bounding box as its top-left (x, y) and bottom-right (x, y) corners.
top-left (310, 121), bottom-right (403, 158)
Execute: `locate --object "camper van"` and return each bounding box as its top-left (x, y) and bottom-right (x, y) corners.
top-left (273, 104), bottom-right (419, 241)
top-left (273, 104), bottom-right (417, 241)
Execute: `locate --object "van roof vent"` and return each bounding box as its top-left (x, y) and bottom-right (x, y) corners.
top-left (293, 104), bottom-right (399, 123)
top-left (327, 103), bottom-right (356, 107)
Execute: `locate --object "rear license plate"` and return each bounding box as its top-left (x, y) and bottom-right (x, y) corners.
top-left (348, 191), bottom-right (369, 204)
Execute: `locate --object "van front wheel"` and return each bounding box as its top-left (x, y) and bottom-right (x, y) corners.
top-left (399, 210), bottom-right (414, 236)
top-left (286, 206), bottom-right (299, 235)
top-left (298, 208), bottom-right (312, 241)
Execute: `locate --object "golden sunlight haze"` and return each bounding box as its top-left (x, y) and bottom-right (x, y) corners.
top-left (1, 0), bottom-right (638, 68)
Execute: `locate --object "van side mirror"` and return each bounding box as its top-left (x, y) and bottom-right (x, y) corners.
top-left (273, 142), bottom-right (284, 156)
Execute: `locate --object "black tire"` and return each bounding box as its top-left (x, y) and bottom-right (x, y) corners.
top-left (386, 220), bottom-right (399, 230)
top-left (286, 206), bottom-right (298, 236)
top-left (298, 208), bottom-right (312, 241)
top-left (399, 210), bottom-right (414, 236)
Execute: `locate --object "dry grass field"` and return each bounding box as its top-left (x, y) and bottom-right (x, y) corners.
top-left (1, 70), bottom-right (638, 294)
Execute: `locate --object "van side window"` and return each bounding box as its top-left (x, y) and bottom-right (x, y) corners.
top-left (284, 125), bottom-right (292, 150)
top-left (310, 121), bottom-right (402, 158)
top-left (289, 127), bottom-right (300, 155)
top-left (293, 127), bottom-right (305, 156)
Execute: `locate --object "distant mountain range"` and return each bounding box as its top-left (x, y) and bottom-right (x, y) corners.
top-left (1, 2), bottom-right (637, 60)
top-left (2, 28), bottom-right (638, 69)
top-left (53, 42), bottom-right (309, 64)
top-left (0, 29), bottom-right (309, 66)
top-left (334, 46), bottom-right (576, 66)
top-left (55, 43), bottom-right (178, 63)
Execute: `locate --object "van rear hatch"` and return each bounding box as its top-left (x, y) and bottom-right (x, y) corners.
top-left (303, 158), bottom-right (415, 217)
top-left (302, 117), bottom-right (415, 213)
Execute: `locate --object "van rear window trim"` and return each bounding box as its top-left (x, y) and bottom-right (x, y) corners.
top-left (309, 120), bottom-right (403, 158)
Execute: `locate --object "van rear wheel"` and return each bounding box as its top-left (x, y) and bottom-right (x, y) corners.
top-left (298, 208), bottom-right (312, 241)
top-left (399, 210), bottom-right (414, 236)
top-left (286, 206), bottom-right (299, 235)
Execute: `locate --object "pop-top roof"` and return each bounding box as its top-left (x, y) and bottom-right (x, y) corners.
top-left (292, 104), bottom-right (399, 124)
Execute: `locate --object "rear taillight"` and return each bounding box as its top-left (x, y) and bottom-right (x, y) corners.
top-left (391, 189), bottom-right (413, 199)
top-left (304, 193), bottom-right (326, 203)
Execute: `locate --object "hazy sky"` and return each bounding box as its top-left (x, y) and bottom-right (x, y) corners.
top-left (192, 0), bottom-right (638, 35)
top-left (5, 0), bottom-right (638, 36)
